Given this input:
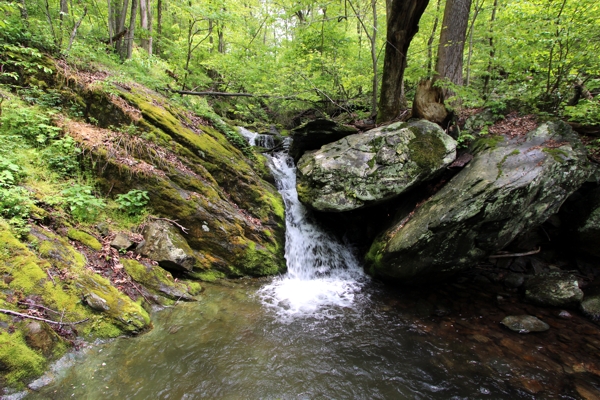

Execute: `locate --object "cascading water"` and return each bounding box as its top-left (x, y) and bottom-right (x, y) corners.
top-left (254, 134), bottom-right (367, 319)
top-left (238, 126), bottom-right (276, 149)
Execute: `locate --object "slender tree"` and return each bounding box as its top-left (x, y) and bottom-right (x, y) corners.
top-left (435, 0), bottom-right (472, 86)
top-left (377, 0), bottom-right (430, 123)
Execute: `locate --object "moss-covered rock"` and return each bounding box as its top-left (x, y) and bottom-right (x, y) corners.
top-left (366, 121), bottom-right (591, 283)
top-left (77, 273), bottom-right (150, 333)
top-left (296, 120), bottom-right (457, 212)
top-left (67, 228), bottom-right (102, 251)
top-left (136, 220), bottom-right (197, 272)
top-left (67, 82), bottom-right (286, 277)
top-left (0, 221), bottom-right (149, 388)
top-left (122, 258), bottom-right (199, 301)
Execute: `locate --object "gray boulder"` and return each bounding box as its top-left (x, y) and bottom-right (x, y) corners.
top-left (581, 292), bottom-right (600, 321)
top-left (366, 121), bottom-right (591, 282)
top-left (524, 272), bottom-right (584, 307)
top-left (501, 315), bottom-right (550, 333)
top-left (289, 118), bottom-right (358, 162)
top-left (136, 220), bottom-right (196, 272)
top-left (296, 119), bottom-right (457, 212)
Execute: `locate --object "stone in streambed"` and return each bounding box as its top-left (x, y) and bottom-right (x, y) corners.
top-left (296, 119), bottom-right (456, 212)
top-left (581, 292), bottom-right (600, 321)
top-left (524, 272), bottom-right (583, 307)
top-left (501, 315), bottom-right (550, 333)
top-left (289, 118), bottom-right (358, 162)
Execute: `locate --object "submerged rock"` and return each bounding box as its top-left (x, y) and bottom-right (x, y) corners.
top-left (366, 121), bottom-right (591, 282)
top-left (289, 118), bottom-right (358, 162)
top-left (501, 315), bottom-right (550, 333)
top-left (581, 291), bottom-right (600, 321)
top-left (524, 272), bottom-right (584, 307)
top-left (296, 120), bottom-right (456, 212)
top-left (136, 220), bottom-right (196, 272)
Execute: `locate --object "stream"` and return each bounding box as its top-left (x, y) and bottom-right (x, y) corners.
top-left (21, 130), bottom-right (600, 399)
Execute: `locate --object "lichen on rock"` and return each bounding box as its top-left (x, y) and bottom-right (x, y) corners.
top-left (296, 119), bottom-right (457, 212)
top-left (366, 121), bottom-right (591, 282)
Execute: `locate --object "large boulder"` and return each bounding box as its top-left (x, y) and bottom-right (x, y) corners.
top-left (289, 118), bottom-right (358, 162)
top-left (366, 121), bottom-right (591, 282)
top-left (136, 220), bottom-right (197, 272)
top-left (523, 272), bottom-right (584, 307)
top-left (296, 120), bottom-right (457, 212)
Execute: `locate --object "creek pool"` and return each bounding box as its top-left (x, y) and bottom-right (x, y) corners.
top-left (25, 279), bottom-right (550, 400)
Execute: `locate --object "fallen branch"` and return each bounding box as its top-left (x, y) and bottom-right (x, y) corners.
top-left (149, 216), bottom-right (189, 234)
top-left (164, 89), bottom-right (305, 101)
top-left (489, 247), bottom-right (541, 259)
top-left (0, 308), bottom-right (89, 326)
top-left (102, 28), bottom-right (128, 44)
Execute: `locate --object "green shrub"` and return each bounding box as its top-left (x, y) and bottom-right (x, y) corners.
top-left (115, 189), bottom-right (149, 215)
top-left (43, 136), bottom-right (80, 177)
top-left (61, 184), bottom-right (105, 222)
top-left (564, 98), bottom-right (600, 126)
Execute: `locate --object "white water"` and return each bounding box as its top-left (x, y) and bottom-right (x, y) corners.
top-left (256, 137), bottom-right (366, 320)
top-left (238, 126), bottom-right (276, 149)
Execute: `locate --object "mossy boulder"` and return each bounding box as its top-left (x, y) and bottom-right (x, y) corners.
top-left (136, 220), bottom-right (197, 272)
top-left (67, 228), bottom-right (102, 251)
top-left (122, 258), bottom-right (198, 301)
top-left (68, 82), bottom-right (286, 277)
top-left (366, 121), bottom-right (591, 283)
top-left (296, 120), bottom-right (457, 212)
top-left (77, 274), bottom-right (150, 333)
top-left (0, 222), bottom-right (148, 388)
top-left (524, 273), bottom-right (584, 307)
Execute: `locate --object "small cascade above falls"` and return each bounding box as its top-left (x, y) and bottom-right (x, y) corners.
top-left (238, 128), bottom-right (367, 320)
top-left (238, 126), bottom-right (276, 149)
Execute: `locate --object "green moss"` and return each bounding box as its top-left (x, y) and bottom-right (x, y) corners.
top-left (187, 270), bottom-right (226, 282)
top-left (67, 229), bottom-right (102, 251)
top-left (184, 281), bottom-right (202, 295)
top-left (471, 135), bottom-right (505, 153)
top-left (497, 149), bottom-right (520, 179)
top-left (543, 147), bottom-right (569, 163)
top-left (238, 240), bottom-right (285, 276)
top-left (0, 330), bottom-right (46, 388)
top-left (408, 130), bottom-right (446, 170)
top-left (365, 238), bottom-right (386, 276)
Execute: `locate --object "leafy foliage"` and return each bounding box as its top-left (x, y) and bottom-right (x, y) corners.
top-left (115, 190), bottom-right (150, 216)
top-left (60, 184), bottom-right (105, 222)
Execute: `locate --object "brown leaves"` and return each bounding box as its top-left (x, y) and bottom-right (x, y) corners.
top-left (488, 112), bottom-right (538, 138)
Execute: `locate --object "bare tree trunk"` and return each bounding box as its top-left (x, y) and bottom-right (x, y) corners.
top-left (139, 0), bottom-right (152, 55)
top-left (67, 6), bottom-right (87, 51)
top-left (370, 0), bottom-right (378, 117)
top-left (426, 0), bottom-right (442, 75)
top-left (483, 0), bottom-right (498, 96)
top-left (126, 0), bottom-right (138, 59)
top-left (115, 0), bottom-right (130, 57)
top-left (435, 0), bottom-right (472, 86)
top-left (465, 0), bottom-right (484, 86)
top-left (377, 0), bottom-right (430, 123)
top-left (108, 0), bottom-right (114, 45)
top-left (20, 0), bottom-right (28, 20)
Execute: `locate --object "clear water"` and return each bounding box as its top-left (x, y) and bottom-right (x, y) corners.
top-left (20, 130), bottom-right (593, 399)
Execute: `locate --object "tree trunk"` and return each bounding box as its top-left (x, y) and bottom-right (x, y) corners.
top-left (435, 0), bottom-right (472, 86)
top-left (465, 0), bottom-right (484, 86)
top-left (377, 0), bottom-right (430, 123)
top-left (115, 0), bottom-right (130, 57)
top-left (139, 0), bottom-right (152, 55)
top-left (20, 0), bottom-right (28, 21)
top-left (126, 0), bottom-right (138, 59)
top-left (482, 0), bottom-right (498, 96)
top-left (426, 0), bottom-right (442, 75)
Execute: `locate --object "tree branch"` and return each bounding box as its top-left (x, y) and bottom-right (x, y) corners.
top-left (489, 247), bottom-right (541, 259)
top-left (0, 308), bottom-right (89, 326)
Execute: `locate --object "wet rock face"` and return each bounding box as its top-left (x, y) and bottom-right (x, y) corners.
top-left (296, 120), bottom-right (457, 212)
top-left (366, 121), bottom-right (591, 282)
top-left (524, 273), bottom-right (584, 307)
top-left (580, 291), bottom-right (600, 321)
top-left (500, 315), bottom-right (550, 333)
top-left (136, 221), bottom-right (196, 272)
top-left (289, 118), bottom-right (358, 162)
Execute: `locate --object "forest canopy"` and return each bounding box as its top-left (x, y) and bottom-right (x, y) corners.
top-left (1, 0), bottom-right (599, 124)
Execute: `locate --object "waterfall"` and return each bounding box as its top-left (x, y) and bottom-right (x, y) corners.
top-left (250, 133), bottom-right (366, 319)
top-left (238, 126), bottom-right (276, 149)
